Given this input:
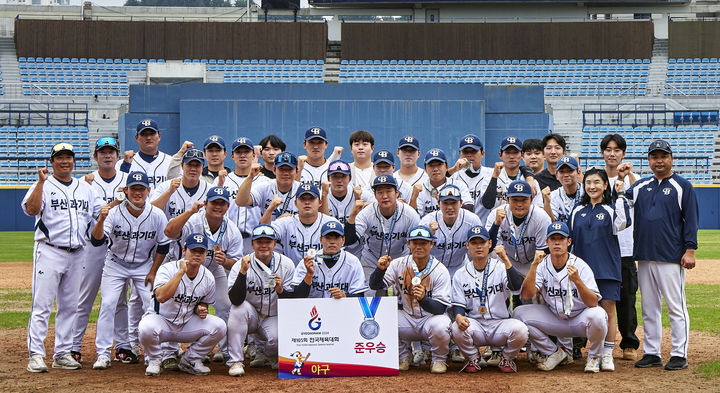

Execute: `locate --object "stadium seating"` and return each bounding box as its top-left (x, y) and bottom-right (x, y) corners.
top-left (18, 57), bottom-right (139, 96)
top-left (212, 59), bottom-right (325, 83)
top-left (666, 58), bottom-right (720, 96)
top-left (338, 59), bottom-right (650, 96)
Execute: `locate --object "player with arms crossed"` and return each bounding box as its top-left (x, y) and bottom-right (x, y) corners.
top-left (23, 143), bottom-right (101, 373)
top-left (514, 222), bottom-right (608, 373)
top-left (89, 171), bottom-right (171, 370)
top-left (369, 225), bottom-right (452, 374)
top-left (451, 227), bottom-right (527, 373)
top-left (139, 233), bottom-right (227, 376)
top-left (226, 225), bottom-right (296, 376)
top-left (118, 119), bottom-right (171, 189)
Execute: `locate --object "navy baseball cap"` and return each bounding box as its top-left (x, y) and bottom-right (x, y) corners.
top-left (136, 119), bottom-right (159, 135)
top-left (304, 126), bottom-right (327, 142)
top-left (373, 150), bottom-right (395, 165)
top-left (547, 221), bottom-right (570, 238)
top-left (182, 148), bottom-right (205, 165)
top-left (371, 174), bottom-right (398, 190)
top-left (648, 139), bottom-right (672, 155)
top-left (251, 224), bottom-right (277, 241)
top-left (231, 137), bottom-right (254, 152)
top-left (185, 233), bottom-right (209, 251)
top-left (424, 148), bottom-right (447, 164)
top-left (275, 152), bottom-right (298, 169)
top-left (296, 183), bottom-right (321, 198)
top-left (466, 225), bottom-right (490, 241)
top-left (507, 180), bottom-right (532, 198)
top-left (206, 186), bottom-right (230, 203)
top-left (50, 142), bottom-right (75, 158)
top-left (321, 221), bottom-right (344, 237)
top-left (556, 155), bottom-right (579, 171)
top-left (459, 134), bottom-right (484, 151)
top-left (408, 225), bottom-right (435, 241)
top-left (500, 136), bottom-right (523, 152)
top-left (95, 137), bottom-right (119, 153)
top-left (328, 160), bottom-right (351, 176)
top-left (126, 171), bottom-right (150, 188)
top-left (204, 135), bottom-right (226, 150)
top-left (438, 184), bottom-right (462, 202)
top-left (398, 136), bottom-right (420, 150)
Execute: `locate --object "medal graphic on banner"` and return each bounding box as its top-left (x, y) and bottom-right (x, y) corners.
top-left (358, 297), bottom-right (381, 340)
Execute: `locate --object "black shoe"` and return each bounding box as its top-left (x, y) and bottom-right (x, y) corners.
top-left (115, 348), bottom-right (139, 364)
top-left (71, 351), bottom-right (82, 363)
top-left (635, 354), bottom-right (663, 368)
top-left (664, 356), bottom-right (688, 370)
top-left (573, 348), bottom-right (583, 360)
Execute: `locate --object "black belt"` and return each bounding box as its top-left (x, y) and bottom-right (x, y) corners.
top-left (44, 242), bottom-right (81, 253)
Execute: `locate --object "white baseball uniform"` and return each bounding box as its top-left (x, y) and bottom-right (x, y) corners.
top-left (513, 254), bottom-right (608, 358)
top-left (215, 172), bottom-right (269, 250)
top-left (117, 151), bottom-right (172, 190)
top-left (362, 179), bottom-right (413, 204)
top-left (485, 204), bottom-right (551, 276)
top-left (139, 261), bottom-right (226, 364)
top-left (300, 161), bottom-right (329, 189)
top-left (414, 177), bottom-right (473, 217)
top-left (271, 213), bottom-right (340, 265)
top-left (450, 259), bottom-right (529, 361)
top-left (249, 179), bottom-right (301, 220)
top-left (419, 209), bottom-right (483, 277)
top-left (484, 169), bottom-right (543, 212)
top-left (288, 250), bottom-right (369, 298)
top-left (226, 251), bottom-right (295, 363)
top-left (22, 176), bottom-right (101, 359)
top-left (94, 202), bottom-right (172, 359)
top-left (393, 167), bottom-right (428, 191)
top-left (549, 184), bottom-right (584, 223)
top-left (326, 186), bottom-right (372, 256)
top-left (455, 166), bottom-right (494, 224)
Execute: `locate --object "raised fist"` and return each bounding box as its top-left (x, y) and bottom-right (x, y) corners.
top-left (37, 167), bottom-right (49, 182)
top-left (492, 162), bottom-right (504, 178)
top-left (123, 150), bottom-right (135, 164)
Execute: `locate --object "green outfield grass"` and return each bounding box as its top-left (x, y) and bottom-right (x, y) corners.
top-left (697, 230), bottom-right (720, 260)
top-left (698, 360), bottom-right (720, 378)
top-left (0, 232), bottom-right (34, 262)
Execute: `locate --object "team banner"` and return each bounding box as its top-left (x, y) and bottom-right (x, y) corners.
top-left (277, 297), bottom-right (399, 379)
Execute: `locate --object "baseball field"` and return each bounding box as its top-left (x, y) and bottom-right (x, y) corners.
top-left (0, 231), bottom-right (718, 392)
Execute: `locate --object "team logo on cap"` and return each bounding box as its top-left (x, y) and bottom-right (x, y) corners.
top-left (214, 188), bottom-right (224, 195)
top-left (404, 137), bottom-right (414, 142)
top-left (596, 213), bottom-right (605, 220)
top-left (514, 183), bottom-right (524, 191)
top-left (378, 151), bottom-right (388, 157)
top-left (464, 136), bottom-right (475, 144)
top-left (663, 188), bottom-right (671, 195)
top-left (377, 176), bottom-right (387, 182)
top-left (210, 136), bottom-right (218, 142)
top-left (326, 222), bottom-right (337, 229)
top-left (302, 184), bottom-right (312, 191)
top-left (506, 137), bottom-right (516, 143)
top-left (193, 234), bottom-right (204, 243)
top-left (552, 223), bottom-right (563, 230)
top-left (429, 149), bottom-right (439, 156)
top-left (141, 120), bottom-right (152, 127)
top-left (310, 127), bottom-right (321, 134)
top-left (132, 173), bottom-right (143, 181)
top-left (560, 156), bottom-right (571, 163)
top-left (238, 137), bottom-right (246, 144)
top-left (472, 227), bottom-right (483, 234)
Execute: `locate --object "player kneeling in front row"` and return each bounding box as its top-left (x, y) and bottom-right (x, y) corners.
top-left (139, 233), bottom-right (227, 376)
top-left (226, 225), bottom-right (295, 377)
top-left (451, 227), bottom-right (528, 373)
top-left (514, 222), bottom-right (608, 373)
top-left (369, 225), bottom-right (452, 374)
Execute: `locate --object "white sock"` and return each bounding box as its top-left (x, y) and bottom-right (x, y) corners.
top-left (603, 341), bottom-right (615, 356)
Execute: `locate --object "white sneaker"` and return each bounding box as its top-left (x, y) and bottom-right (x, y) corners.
top-left (178, 358), bottom-right (211, 375)
top-left (537, 348), bottom-right (568, 371)
top-left (486, 351), bottom-right (502, 367)
top-left (229, 362), bottom-right (245, 377)
top-left (92, 355), bottom-right (111, 370)
top-left (600, 354), bottom-right (615, 371)
top-left (145, 361), bottom-right (161, 376)
top-left (212, 352), bottom-right (228, 363)
top-left (585, 357), bottom-right (601, 373)
top-left (27, 354), bottom-right (48, 373)
top-left (450, 348), bottom-right (465, 363)
top-left (52, 353), bottom-right (82, 370)
top-left (411, 349), bottom-right (426, 367)
top-left (131, 344), bottom-right (141, 357)
top-left (430, 361), bottom-right (447, 374)
top-left (249, 352), bottom-right (270, 368)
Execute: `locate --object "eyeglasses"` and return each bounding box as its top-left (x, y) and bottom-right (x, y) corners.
top-left (252, 225), bottom-right (277, 239)
top-left (95, 137), bottom-right (118, 150)
top-left (328, 161), bottom-right (350, 172)
top-left (439, 186), bottom-right (461, 198)
top-left (409, 227), bottom-right (432, 239)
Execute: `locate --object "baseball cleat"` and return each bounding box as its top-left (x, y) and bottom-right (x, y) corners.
top-left (573, 348), bottom-right (583, 360)
top-left (52, 353), bottom-right (82, 370)
top-left (71, 351), bottom-right (82, 363)
top-left (622, 348), bottom-right (637, 361)
top-left (162, 357), bottom-right (179, 371)
top-left (212, 352), bottom-right (228, 363)
top-left (411, 349), bottom-right (426, 367)
top-left (244, 343), bottom-right (258, 361)
top-left (115, 348), bottom-right (139, 364)
top-left (249, 352), bottom-right (270, 368)
top-left (601, 354), bottom-right (615, 371)
top-left (178, 358), bottom-right (211, 376)
top-left (93, 355), bottom-right (111, 370)
top-left (635, 354), bottom-right (663, 368)
top-left (459, 358), bottom-right (481, 373)
top-left (229, 362), bottom-right (245, 377)
top-left (664, 356), bottom-right (688, 371)
top-left (145, 361), bottom-right (162, 376)
top-left (27, 355), bottom-right (48, 373)
top-left (560, 348), bottom-right (574, 365)
top-left (527, 351), bottom-right (542, 365)
top-left (131, 344), bottom-right (141, 357)
top-left (398, 356), bottom-right (411, 371)
top-left (486, 351), bottom-right (502, 367)
top-left (498, 357), bottom-right (518, 373)
top-left (537, 348), bottom-right (567, 371)
top-left (483, 347), bottom-right (493, 358)
top-left (430, 361), bottom-right (447, 374)
top-left (584, 357), bottom-right (601, 373)
top-left (450, 348), bottom-right (465, 363)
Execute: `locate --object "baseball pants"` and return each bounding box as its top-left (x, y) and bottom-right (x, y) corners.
top-left (27, 242), bottom-right (83, 359)
top-left (638, 260), bottom-right (689, 358)
top-left (398, 311), bottom-right (451, 363)
top-left (227, 301), bottom-right (278, 364)
top-left (451, 318), bottom-right (528, 361)
top-left (139, 313), bottom-right (226, 364)
top-left (127, 282), bottom-right (144, 348)
top-left (617, 256), bottom-right (640, 350)
top-left (95, 257), bottom-right (154, 358)
top-left (514, 304), bottom-right (608, 358)
top-left (72, 244), bottom-right (129, 353)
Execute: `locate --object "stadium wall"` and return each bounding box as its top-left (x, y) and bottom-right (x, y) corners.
top-left (341, 21), bottom-right (654, 60)
top-left (14, 19), bottom-right (327, 60)
top-left (668, 21), bottom-right (720, 59)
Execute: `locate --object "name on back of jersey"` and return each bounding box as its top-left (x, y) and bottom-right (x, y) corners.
top-left (50, 198), bottom-right (89, 212)
top-left (113, 225), bottom-right (157, 241)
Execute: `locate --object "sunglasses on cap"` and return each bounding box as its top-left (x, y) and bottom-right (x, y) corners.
top-left (95, 137), bottom-right (118, 150)
top-left (276, 153), bottom-right (295, 163)
top-left (439, 186), bottom-right (461, 198)
top-left (409, 227), bottom-right (432, 238)
top-left (252, 225), bottom-right (277, 239)
top-left (328, 161), bottom-right (350, 172)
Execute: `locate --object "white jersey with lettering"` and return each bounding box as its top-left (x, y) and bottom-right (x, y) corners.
top-left (250, 179), bottom-right (301, 220)
top-left (354, 201), bottom-right (420, 271)
top-left (152, 260), bottom-right (216, 325)
top-left (117, 151), bottom-right (172, 191)
top-left (488, 169), bottom-right (544, 210)
top-left (393, 167), bottom-right (429, 192)
top-left (150, 179), bottom-right (211, 220)
top-left (362, 178), bottom-right (413, 204)
top-left (288, 250), bottom-right (369, 298)
top-left (90, 171), bottom-right (128, 205)
top-left (419, 209), bottom-right (483, 277)
top-left (177, 212), bottom-right (244, 270)
top-left (455, 166), bottom-right (494, 223)
top-left (227, 251), bottom-right (295, 318)
top-left (608, 175), bottom-right (634, 257)
top-left (549, 184), bottom-right (584, 224)
top-left (415, 176), bottom-right (473, 217)
top-left (272, 213), bottom-right (341, 265)
top-left (451, 258), bottom-right (512, 320)
top-left (22, 176), bottom-right (102, 249)
top-left (214, 172), bottom-right (269, 236)
top-left (102, 202), bottom-right (172, 264)
top-left (300, 160), bottom-right (329, 189)
top-left (326, 186), bottom-right (372, 256)
top-left (534, 253), bottom-right (601, 319)
top-left (382, 255), bottom-right (451, 318)
top-left (485, 204), bottom-right (551, 276)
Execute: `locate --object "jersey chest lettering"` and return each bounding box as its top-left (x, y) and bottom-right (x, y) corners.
top-left (247, 281), bottom-right (275, 295)
top-left (368, 228), bottom-right (407, 241)
top-left (112, 226), bottom-right (157, 241)
top-left (173, 293), bottom-right (200, 304)
top-left (287, 238), bottom-right (320, 253)
top-left (50, 198), bottom-right (89, 212)
top-left (546, 285), bottom-right (578, 298)
top-left (499, 232), bottom-right (535, 246)
top-left (312, 280), bottom-right (350, 292)
top-left (462, 282), bottom-right (505, 298)
top-left (435, 240), bottom-right (464, 251)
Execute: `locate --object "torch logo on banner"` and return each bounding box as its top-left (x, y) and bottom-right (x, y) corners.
top-left (308, 306), bottom-right (322, 331)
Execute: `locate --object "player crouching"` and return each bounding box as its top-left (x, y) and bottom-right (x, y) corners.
top-left (369, 225), bottom-right (452, 374)
top-left (451, 226), bottom-right (528, 373)
top-left (514, 222), bottom-right (608, 373)
top-left (139, 233), bottom-right (227, 376)
top-left (226, 225), bottom-right (295, 377)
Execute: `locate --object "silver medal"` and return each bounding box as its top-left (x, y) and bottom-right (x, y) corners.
top-left (307, 249), bottom-right (317, 258)
top-left (430, 188), bottom-right (439, 199)
top-left (115, 190), bottom-right (125, 202)
top-left (359, 319), bottom-right (380, 340)
top-left (266, 277), bottom-right (276, 288)
top-left (411, 276), bottom-right (421, 286)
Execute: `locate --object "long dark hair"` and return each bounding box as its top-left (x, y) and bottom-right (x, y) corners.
top-left (579, 168), bottom-right (612, 206)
